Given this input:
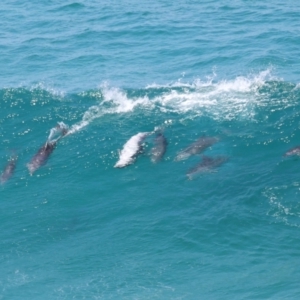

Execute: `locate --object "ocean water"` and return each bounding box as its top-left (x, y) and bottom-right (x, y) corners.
top-left (1, 1), bottom-right (300, 299)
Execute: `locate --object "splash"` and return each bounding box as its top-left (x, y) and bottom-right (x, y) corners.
top-left (66, 69), bottom-right (276, 135)
top-left (67, 84), bottom-right (152, 135)
top-left (150, 69), bottom-right (275, 120)
top-left (47, 122), bottom-right (69, 143)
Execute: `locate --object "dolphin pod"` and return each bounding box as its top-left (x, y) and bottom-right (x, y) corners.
top-left (114, 129), bottom-right (169, 167)
top-left (174, 135), bottom-right (228, 179)
top-left (3, 121), bottom-right (300, 183)
top-left (1, 122), bottom-right (68, 183)
top-left (0, 130), bottom-right (227, 182)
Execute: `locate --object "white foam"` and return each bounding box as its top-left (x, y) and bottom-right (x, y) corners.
top-left (101, 84), bottom-right (152, 114)
top-left (47, 122), bottom-right (69, 142)
top-left (66, 69), bottom-right (275, 135)
top-left (66, 107), bottom-right (99, 136)
top-left (66, 84), bottom-right (152, 135)
top-left (114, 132), bottom-right (150, 168)
top-left (151, 69), bottom-right (274, 119)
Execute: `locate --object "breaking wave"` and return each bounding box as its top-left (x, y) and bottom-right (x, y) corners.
top-left (66, 69), bottom-right (281, 135)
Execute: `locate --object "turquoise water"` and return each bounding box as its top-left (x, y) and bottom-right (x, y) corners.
top-left (1, 1), bottom-right (300, 299)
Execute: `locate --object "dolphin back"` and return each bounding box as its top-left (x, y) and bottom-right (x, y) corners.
top-left (284, 146), bottom-right (300, 157)
top-left (151, 132), bottom-right (168, 163)
top-left (186, 155), bottom-right (228, 179)
top-left (175, 136), bottom-right (219, 161)
top-left (114, 132), bottom-right (150, 168)
top-left (27, 141), bottom-right (56, 174)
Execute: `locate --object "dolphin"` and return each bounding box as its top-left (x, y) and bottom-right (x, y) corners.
top-left (27, 123), bottom-right (68, 175)
top-left (175, 136), bottom-right (219, 161)
top-left (284, 146), bottom-right (300, 157)
top-left (27, 141), bottom-right (57, 174)
top-left (150, 132), bottom-right (168, 163)
top-left (186, 155), bottom-right (228, 179)
top-left (115, 132), bottom-right (150, 168)
top-left (1, 156), bottom-right (17, 184)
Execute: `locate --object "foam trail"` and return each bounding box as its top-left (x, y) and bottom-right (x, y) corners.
top-left (48, 122), bottom-right (69, 142)
top-left (66, 120), bottom-right (90, 136)
top-left (101, 85), bottom-right (151, 113)
top-left (66, 85), bottom-right (151, 136)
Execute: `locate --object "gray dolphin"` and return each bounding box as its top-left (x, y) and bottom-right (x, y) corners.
top-left (187, 155), bottom-right (228, 179)
top-left (1, 156), bottom-right (17, 184)
top-left (151, 132), bottom-right (168, 163)
top-left (27, 141), bottom-right (57, 174)
top-left (284, 146), bottom-right (300, 157)
top-left (27, 123), bottom-right (68, 174)
top-left (175, 136), bottom-right (219, 161)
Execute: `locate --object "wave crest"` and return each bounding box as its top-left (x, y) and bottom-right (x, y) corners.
top-left (67, 69), bottom-right (276, 134)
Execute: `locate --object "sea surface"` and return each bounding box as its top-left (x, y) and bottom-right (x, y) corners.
top-left (1, 1), bottom-right (300, 299)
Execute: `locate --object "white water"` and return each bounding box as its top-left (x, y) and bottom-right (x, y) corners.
top-left (47, 122), bottom-right (69, 143)
top-left (65, 70), bottom-right (277, 136)
top-left (114, 132), bottom-right (150, 168)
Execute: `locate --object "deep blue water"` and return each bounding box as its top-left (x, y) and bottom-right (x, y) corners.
top-left (1, 1), bottom-right (300, 299)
